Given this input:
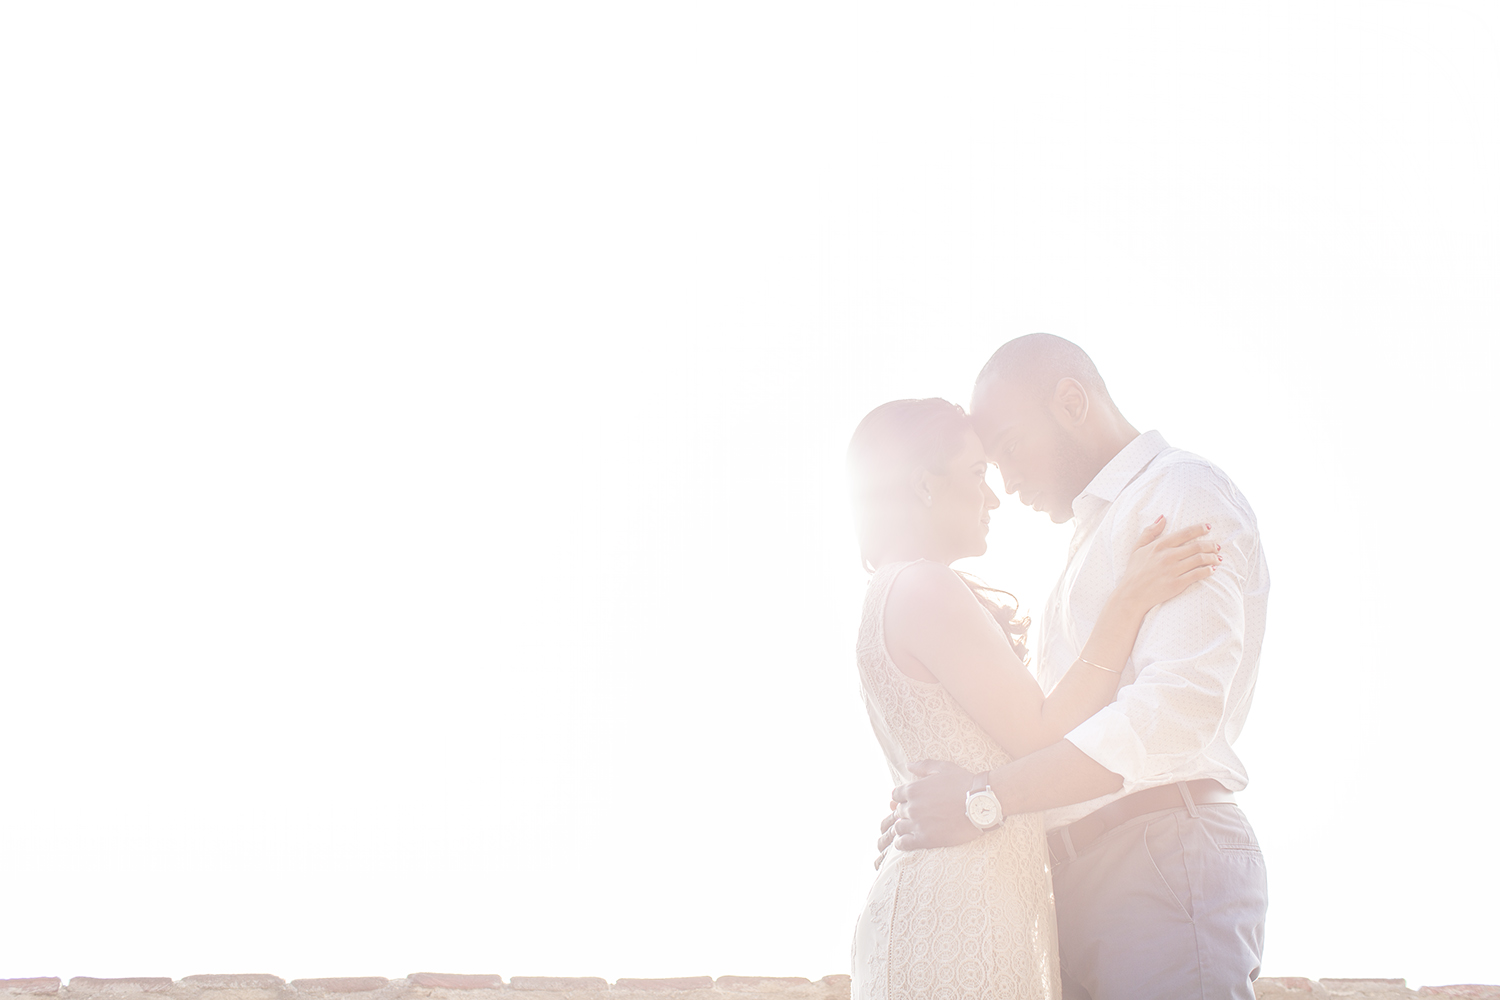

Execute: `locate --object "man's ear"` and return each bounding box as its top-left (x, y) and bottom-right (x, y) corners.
top-left (1050, 377), bottom-right (1090, 427)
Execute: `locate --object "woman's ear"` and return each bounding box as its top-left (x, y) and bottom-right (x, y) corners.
top-left (911, 469), bottom-right (935, 507)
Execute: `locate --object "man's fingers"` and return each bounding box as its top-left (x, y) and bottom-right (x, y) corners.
top-left (878, 819), bottom-right (917, 856)
top-left (909, 759), bottom-right (965, 778)
top-left (891, 783), bottom-right (911, 803)
top-left (879, 811), bottom-right (897, 834)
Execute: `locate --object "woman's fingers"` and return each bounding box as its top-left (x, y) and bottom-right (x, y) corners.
top-left (1126, 520), bottom-right (1226, 604)
top-left (1175, 559), bottom-right (1220, 584)
top-left (1170, 546), bottom-right (1223, 573)
top-left (1174, 565), bottom-right (1217, 588)
top-left (1169, 548), bottom-right (1221, 568)
top-left (1151, 561), bottom-right (1218, 601)
top-left (1152, 526), bottom-right (1215, 566)
top-left (1131, 515), bottom-right (1168, 549)
top-left (1157, 522), bottom-right (1212, 548)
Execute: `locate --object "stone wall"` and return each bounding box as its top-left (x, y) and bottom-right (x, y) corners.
top-left (3, 974), bottom-right (1497, 999)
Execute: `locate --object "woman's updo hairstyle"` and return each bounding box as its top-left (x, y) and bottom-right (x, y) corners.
top-left (846, 398), bottom-right (1030, 663)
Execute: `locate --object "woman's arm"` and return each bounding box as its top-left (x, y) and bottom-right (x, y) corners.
top-left (883, 519), bottom-right (1217, 760)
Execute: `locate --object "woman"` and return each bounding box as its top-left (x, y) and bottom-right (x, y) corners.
top-left (847, 399), bottom-right (1220, 1000)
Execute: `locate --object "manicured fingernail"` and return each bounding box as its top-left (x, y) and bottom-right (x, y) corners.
top-left (1217, 554), bottom-right (1223, 561)
top-left (1156, 515), bottom-right (1165, 523)
top-left (1205, 524), bottom-right (1212, 531)
top-left (1216, 544), bottom-right (1221, 551)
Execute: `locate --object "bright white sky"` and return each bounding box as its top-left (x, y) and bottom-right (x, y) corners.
top-left (2, 0), bottom-right (1497, 991)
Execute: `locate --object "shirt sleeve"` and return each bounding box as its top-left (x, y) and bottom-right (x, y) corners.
top-left (1063, 462), bottom-right (1262, 791)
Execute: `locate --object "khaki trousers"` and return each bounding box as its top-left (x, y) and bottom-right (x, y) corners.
top-left (1050, 802), bottom-right (1268, 1000)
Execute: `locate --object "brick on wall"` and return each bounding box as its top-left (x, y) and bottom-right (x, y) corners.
top-left (1, 975), bottom-right (1495, 1000)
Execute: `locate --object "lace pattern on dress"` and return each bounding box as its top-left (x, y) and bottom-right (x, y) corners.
top-left (852, 561), bottom-right (1061, 1000)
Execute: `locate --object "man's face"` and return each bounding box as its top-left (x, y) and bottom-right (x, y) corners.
top-left (970, 376), bottom-right (1096, 523)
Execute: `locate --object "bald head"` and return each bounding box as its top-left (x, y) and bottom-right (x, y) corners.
top-left (969, 334), bottom-right (1137, 522)
top-left (974, 333), bottom-right (1111, 407)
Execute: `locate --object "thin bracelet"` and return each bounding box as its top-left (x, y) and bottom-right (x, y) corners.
top-left (1079, 655), bottom-right (1121, 674)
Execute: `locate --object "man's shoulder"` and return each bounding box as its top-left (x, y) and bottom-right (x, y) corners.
top-left (1135, 446), bottom-right (1248, 502)
top-left (1115, 445), bottom-right (1260, 532)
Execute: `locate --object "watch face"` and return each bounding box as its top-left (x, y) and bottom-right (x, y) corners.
top-left (966, 791), bottom-right (1000, 829)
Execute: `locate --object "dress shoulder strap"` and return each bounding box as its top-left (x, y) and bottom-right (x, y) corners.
top-left (859, 560), bottom-right (927, 664)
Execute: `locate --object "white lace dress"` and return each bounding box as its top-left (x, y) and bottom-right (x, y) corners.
top-left (853, 561), bottom-right (1061, 1000)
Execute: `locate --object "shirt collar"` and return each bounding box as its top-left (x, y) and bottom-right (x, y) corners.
top-left (1071, 430), bottom-right (1170, 512)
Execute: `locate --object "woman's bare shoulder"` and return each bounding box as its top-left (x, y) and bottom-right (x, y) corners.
top-left (884, 560), bottom-right (987, 637)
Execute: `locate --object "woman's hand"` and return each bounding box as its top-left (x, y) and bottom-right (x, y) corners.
top-left (1063, 518), bottom-right (1217, 707)
top-left (1114, 517), bottom-right (1219, 613)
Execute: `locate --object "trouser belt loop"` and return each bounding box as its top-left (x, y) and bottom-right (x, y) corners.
top-left (1177, 781), bottom-right (1200, 818)
top-left (1060, 825), bottom-right (1078, 862)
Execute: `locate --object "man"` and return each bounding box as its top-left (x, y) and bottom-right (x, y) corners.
top-left (879, 334), bottom-right (1269, 999)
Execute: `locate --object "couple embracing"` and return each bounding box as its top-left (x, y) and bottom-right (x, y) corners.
top-left (847, 334), bottom-right (1269, 1000)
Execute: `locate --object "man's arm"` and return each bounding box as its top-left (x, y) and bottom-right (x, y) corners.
top-left (991, 740), bottom-right (1124, 813)
top-left (883, 743), bottom-right (1122, 852)
top-left (1062, 471), bottom-right (1260, 792)
top-left (882, 465), bottom-right (1261, 852)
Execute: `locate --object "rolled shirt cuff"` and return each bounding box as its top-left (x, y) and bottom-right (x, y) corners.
top-left (1065, 705), bottom-right (1151, 792)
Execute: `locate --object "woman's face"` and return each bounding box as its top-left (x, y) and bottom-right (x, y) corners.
top-left (924, 428), bottom-right (1001, 561)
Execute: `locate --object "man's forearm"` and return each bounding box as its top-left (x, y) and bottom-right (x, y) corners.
top-left (988, 739), bottom-right (1124, 816)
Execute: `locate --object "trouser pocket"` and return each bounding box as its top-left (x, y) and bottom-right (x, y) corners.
top-left (1141, 814), bottom-right (1195, 921)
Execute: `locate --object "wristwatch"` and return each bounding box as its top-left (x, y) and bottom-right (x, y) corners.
top-left (965, 772), bottom-right (1004, 832)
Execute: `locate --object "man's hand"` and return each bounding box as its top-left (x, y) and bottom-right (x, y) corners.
top-left (884, 759), bottom-right (984, 851)
top-left (876, 806), bottom-right (898, 860)
top-left (873, 803), bottom-right (896, 869)
top-left (875, 744), bottom-right (1125, 864)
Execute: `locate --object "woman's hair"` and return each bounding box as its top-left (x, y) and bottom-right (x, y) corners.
top-left (846, 397), bottom-right (1030, 663)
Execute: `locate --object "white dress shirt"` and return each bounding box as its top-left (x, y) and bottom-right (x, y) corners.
top-left (1036, 430), bottom-right (1269, 831)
